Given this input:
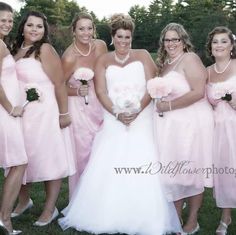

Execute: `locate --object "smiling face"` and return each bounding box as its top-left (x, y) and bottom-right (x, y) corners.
top-left (113, 28), bottom-right (132, 55)
top-left (164, 30), bottom-right (184, 59)
top-left (0, 10), bottom-right (13, 39)
top-left (23, 16), bottom-right (45, 45)
top-left (74, 18), bottom-right (94, 45)
top-left (211, 33), bottom-right (233, 59)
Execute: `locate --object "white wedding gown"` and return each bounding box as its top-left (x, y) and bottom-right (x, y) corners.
top-left (59, 61), bottom-right (181, 235)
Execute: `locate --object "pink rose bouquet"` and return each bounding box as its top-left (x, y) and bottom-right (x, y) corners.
top-left (74, 67), bottom-right (94, 105)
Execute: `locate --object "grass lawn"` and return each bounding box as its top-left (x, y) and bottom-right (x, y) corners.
top-left (0, 170), bottom-right (235, 235)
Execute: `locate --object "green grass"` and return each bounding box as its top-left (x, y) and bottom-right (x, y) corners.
top-left (0, 170), bottom-right (235, 235)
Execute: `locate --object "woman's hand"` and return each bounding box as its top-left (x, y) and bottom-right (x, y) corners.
top-left (156, 100), bottom-right (171, 113)
top-left (78, 85), bottom-right (89, 97)
top-left (10, 106), bottom-right (24, 117)
top-left (59, 114), bottom-right (71, 128)
top-left (117, 112), bottom-right (139, 126)
top-left (228, 92), bottom-right (236, 110)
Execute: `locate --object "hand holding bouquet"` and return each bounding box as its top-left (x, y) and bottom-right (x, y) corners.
top-left (147, 77), bottom-right (172, 117)
top-left (112, 86), bottom-right (141, 128)
top-left (23, 83), bottom-right (42, 108)
top-left (74, 67), bottom-right (94, 105)
top-left (212, 83), bottom-right (233, 101)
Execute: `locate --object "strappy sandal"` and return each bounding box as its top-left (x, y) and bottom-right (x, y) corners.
top-left (216, 218), bottom-right (231, 235)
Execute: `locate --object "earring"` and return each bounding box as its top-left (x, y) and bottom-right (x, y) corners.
top-left (110, 38), bottom-right (113, 46)
top-left (231, 51), bottom-right (233, 56)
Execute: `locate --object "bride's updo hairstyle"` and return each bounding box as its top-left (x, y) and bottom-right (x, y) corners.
top-left (109, 13), bottom-right (135, 37)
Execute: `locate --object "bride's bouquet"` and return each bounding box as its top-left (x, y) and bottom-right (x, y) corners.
top-left (113, 94), bottom-right (141, 115)
top-left (147, 77), bottom-right (172, 117)
top-left (23, 83), bottom-right (42, 108)
top-left (74, 67), bottom-right (94, 105)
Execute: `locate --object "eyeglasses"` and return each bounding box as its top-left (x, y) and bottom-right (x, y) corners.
top-left (163, 38), bottom-right (181, 44)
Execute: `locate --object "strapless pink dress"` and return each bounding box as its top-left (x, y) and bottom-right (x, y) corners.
top-left (16, 58), bottom-right (76, 183)
top-left (68, 69), bottom-right (103, 197)
top-left (155, 71), bottom-right (214, 201)
top-left (207, 77), bottom-right (236, 208)
top-left (0, 54), bottom-right (27, 169)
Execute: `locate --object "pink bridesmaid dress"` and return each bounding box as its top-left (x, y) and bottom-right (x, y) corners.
top-left (207, 76), bottom-right (236, 208)
top-left (0, 54), bottom-right (27, 169)
top-left (15, 58), bottom-right (76, 183)
top-left (68, 68), bottom-right (103, 197)
top-left (155, 71), bottom-right (214, 201)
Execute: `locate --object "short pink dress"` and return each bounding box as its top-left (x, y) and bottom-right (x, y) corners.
top-left (0, 54), bottom-right (27, 169)
top-left (15, 58), bottom-right (76, 183)
top-left (207, 76), bottom-right (236, 208)
top-left (155, 71), bottom-right (214, 201)
top-left (67, 69), bottom-right (103, 197)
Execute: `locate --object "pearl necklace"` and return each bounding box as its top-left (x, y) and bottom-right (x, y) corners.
top-left (21, 43), bottom-right (33, 50)
top-left (167, 53), bottom-right (184, 65)
top-left (214, 59), bottom-right (231, 74)
top-left (114, 51), bottom-right (130, 64)
top-left (73, 42), bottom-right (91, 57)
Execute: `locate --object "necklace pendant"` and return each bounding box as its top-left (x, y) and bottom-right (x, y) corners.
top-left (114, 51), bottom-right (130, 64)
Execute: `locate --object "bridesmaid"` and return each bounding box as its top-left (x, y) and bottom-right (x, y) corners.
top-left (206, 26), bottom-right (236, 235)
top-left (61, 12), bottom-right (107, 198)
top-left (154, 23), bottom-right (214, 234)
top-left (0, 2), bottom-right (27, 234)
top-left (10, 11), bottom-right (76, 226)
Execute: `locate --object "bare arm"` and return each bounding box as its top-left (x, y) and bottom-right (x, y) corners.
top-left (94, 53), bottom-right (113, 113)
top-left (40, 43), bottom-right (70, 128)
top-left (0, 42), bottom-right (23, 117)
top-left (140, 50), bottom-right (157, 110)
top-left (157, 53), bottom-right (206, 112)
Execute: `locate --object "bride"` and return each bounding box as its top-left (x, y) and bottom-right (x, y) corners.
top-left (59, 13), bottom-right (181, 235)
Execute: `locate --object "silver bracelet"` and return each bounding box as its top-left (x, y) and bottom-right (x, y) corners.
top-left (9, 107), bottom-right (14, 116)
top-left (59, 112), bottom-right (69, 116)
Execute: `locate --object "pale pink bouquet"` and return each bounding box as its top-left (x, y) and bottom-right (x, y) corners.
top-left (147, 77), bottom-right (172, 116)
top-left (74, 67), bottom-right (94, 105)
top-left (23, 83), bottom-right (42, 108)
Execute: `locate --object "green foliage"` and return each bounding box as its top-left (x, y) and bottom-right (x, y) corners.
top-left (13, 0), bottom-right (236, 63)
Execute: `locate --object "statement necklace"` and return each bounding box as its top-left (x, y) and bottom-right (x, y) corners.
top-left (114, 51), bottom-right (130, 64)
top-left (167, 53), bottom-right (184, 65)
top-left (21, 42), bottom-right (33, 50)
top-left (214, 59), bottom-right (231, 74)
top-left (74, 42), bottom-right (91, 57)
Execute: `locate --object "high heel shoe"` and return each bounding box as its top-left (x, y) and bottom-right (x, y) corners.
top-left (11, 198), bottom-right (33, 218)
top-left (33, 208), bottom-right (59, 227)
top-left (0, 220), bottom-right (22, 235)
top-left (216, 218), bottom-right (231, 235)
top-left (181, 223), bottom-right (200, 235)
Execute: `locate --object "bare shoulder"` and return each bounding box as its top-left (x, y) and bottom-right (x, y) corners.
top-left (133, 49), bottom-right (150, 57)
top-left (182, 52), bottom-right (201, 63)
top-left (40, 43), bottom-right (59, 58)
top-left (61, 44), bottom-right (76, 64)
top-left (94, 39), bottom-right (107, 49)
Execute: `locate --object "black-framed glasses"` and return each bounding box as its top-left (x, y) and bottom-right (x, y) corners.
top-left (163, 38), bottom-right (181, 43)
